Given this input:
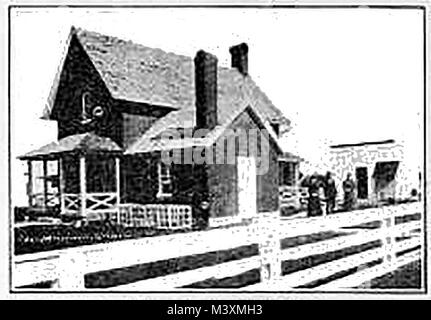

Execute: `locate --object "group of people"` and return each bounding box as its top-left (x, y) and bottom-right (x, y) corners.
top-left (307, 172), bottom-right (356, 217)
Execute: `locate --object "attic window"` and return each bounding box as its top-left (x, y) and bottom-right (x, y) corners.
top-left (81, 92), bottom-right (91, 124)
top-left (157, 162), bottom-right (173, 198)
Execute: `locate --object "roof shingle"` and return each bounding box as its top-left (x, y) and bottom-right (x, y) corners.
top-left (44, 27), bottom-right (288, 123)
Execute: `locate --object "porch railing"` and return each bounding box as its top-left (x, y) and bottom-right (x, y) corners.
top-left (63, 193), bottom-right (80, 214)
top-left (155, 204), bottom-right (193, 230)
top-left (30, 192), bottom-right (59, 208)
top-left (118, 204), bottom-right (156, 228)
top-left (86, 192), bottom-right (117, 216)
top-left (61, 194), bottom-right (192, 230)
top-left (62, 192), bottom-right (118, 219)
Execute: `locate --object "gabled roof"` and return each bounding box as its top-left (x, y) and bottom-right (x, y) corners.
top-left (125, 106), bottom-right (283, 154)
top-left (42, 27), bottom-right (289, 127)
top-left (19, 132), bottom-right (121, 160)
top-left (39, 27), bottom-right (296, 156)
top-left (124, 77), bottom-right (286, 154)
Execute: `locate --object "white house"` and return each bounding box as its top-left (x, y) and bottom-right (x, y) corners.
top-left (329, 139), bottom-right (421, 205)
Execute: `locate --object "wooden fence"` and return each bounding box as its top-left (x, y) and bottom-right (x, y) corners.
top-left (12, 202), bottom-right (423, 291)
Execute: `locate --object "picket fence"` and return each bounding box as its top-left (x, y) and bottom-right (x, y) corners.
top-left (12, 202), bottom-right (423, 291)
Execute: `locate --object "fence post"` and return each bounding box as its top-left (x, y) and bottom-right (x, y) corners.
top-left (381, 206), bottom-right (396, 268)
top-left (55, 250), bottom-right (86, 291)
top-left (258, 213), bottom-right (282, 286)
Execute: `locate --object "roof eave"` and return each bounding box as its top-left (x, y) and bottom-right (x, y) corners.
top-left (19, 149), bottom-right (123, 161)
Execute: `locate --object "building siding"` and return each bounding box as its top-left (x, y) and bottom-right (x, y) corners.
top-left (121, 154), bottom-right (158, 204)
top-left (256, 138), bottom-right (279, 212)
top-left (120, 151), bottom-right (210, 224)
top-left (207, 107), bottom-right (280, 218)
top-left (207, 163), bottom-right (237, 218)
top-left (329, 142), bottom-right (419, 203)
top-left (122, 113), bottom-right (158, 148)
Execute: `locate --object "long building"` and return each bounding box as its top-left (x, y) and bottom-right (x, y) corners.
top-left (329, 139), bottom-right (421, 205)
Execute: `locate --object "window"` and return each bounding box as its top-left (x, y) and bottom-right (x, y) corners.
top-left (157, 162), bottom-right (173, 198)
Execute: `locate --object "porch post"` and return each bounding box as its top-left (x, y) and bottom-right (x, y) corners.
top-left (368, 164), bottom-right (374, 205)
top-left (115, 157), bottom-right (121, 224)
top-left (43, 159), bottom-right (48, 208)
top-left (27, 161), bottom-right (32, 207)
top-left (58, 158), bottom-right (65, 214)
top-left (293, 162), bottom-right (299, 186)
top-left (293, 162), bottom-right (300, 208)
top-left (79, 156), bottom-right (86, 218)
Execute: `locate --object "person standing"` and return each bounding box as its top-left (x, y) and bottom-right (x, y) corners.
top-left (342, 173), bottom-right (356, 211)
top-left (307, 175), bottom-right (323, 217)
top-left (324, 171), bottom-right (337, 214)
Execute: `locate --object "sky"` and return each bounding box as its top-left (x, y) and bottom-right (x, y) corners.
top-left (10, 7), bottom-right (424, 206)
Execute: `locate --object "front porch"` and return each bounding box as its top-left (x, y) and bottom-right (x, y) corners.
top-left (22, 152), bottom-right (121, 222)
top-left (18, 133), bottom-right (192, 229)
top-left (278, 152), bottom-right (305, 212)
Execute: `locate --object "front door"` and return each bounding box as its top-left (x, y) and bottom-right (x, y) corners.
top-left (355, 167), bottom-right (369, 200)
top-left (237, 156), bottom-right (257, 219)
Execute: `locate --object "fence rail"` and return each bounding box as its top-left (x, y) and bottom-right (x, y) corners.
top-left (13, 202), bottom-right (423, 291)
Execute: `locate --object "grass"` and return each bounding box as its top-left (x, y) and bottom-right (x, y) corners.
top-left (14, 222), bottom-right (196, 255)
top-left (366, 260), bottom-right (421, 289)
top-left (14, 199), bottom-right (421, 256)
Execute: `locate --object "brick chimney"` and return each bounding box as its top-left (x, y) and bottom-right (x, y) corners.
top-left (229, 43), bottom-right (248, 76)
top-left (194, 50), bottom-right (218, 130)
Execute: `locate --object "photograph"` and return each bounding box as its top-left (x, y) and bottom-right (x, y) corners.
top-left (6, 3), bottom-right (427, 297)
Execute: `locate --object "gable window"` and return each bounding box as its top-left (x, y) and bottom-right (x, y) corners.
top-left (157, 162), bottom-right (173, 198)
